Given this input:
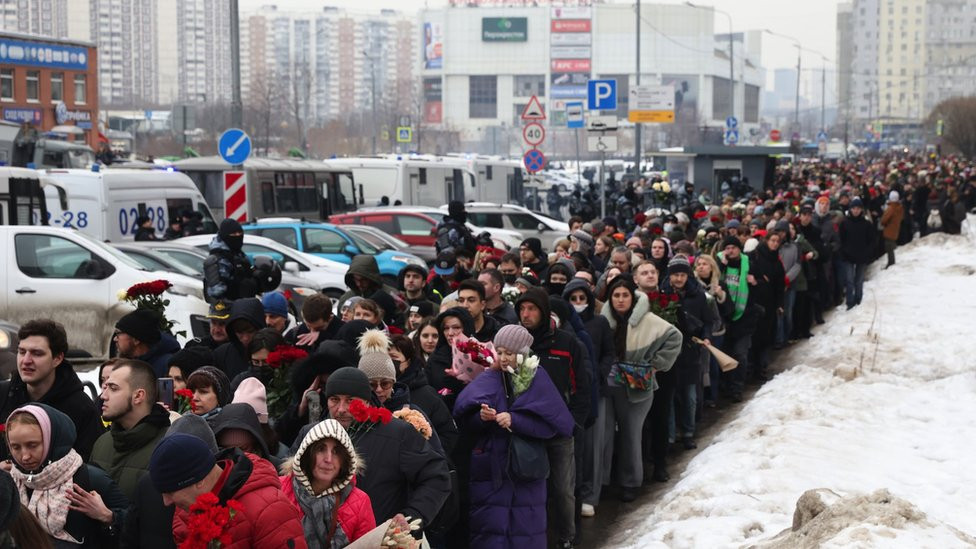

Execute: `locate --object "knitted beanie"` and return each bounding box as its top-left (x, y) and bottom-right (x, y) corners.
top-left (149, 433), bottom-right (216, 493)
top-left (186, 366), bottom-right (231, 407)
top-left (520, 237), bottom-right (543, 259)
top-left (357, 330), bottom-right (395, 380)
top-left (493, 324), bottom-right (534, 354)
top-left (232, 377), bottom-right (269, 424)
top-left (261, 291), bottom-right (288, 318)
top-left (168, 346), bottom-right (213, 374)
top-left (721, 235), bottom-right (743, 251)
top-left (115, 308), bottom-right (162, 345)
top-left (571, 229), bottom-right (594, 246)
top-left (325, 367), bottom-right (373, 402)
top-left (668, 255), bottom-right (692, 276)
top-left (165, 414), bottom-right (218, 454)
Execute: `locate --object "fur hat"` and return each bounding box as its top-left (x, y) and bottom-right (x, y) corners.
top-left (357, 329), bottom-right (395, 381)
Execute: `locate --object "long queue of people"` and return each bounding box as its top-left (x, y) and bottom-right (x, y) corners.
top-left (0, 153), bottom-right (971, 549)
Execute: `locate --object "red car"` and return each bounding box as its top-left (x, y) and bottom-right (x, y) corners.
top-left (329, 210), bottom-right (439, 247)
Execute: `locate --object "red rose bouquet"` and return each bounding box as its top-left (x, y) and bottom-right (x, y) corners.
top-left (646, 290), bottom-right (681, 325)
top-left (449, 334), bottom-right (496, 383)
top-left (175, 388), bottom-right (195, 414)
top-left (117, 279), bottom-right (183, 337)
top-left (347, 399), bottom-right (393, 439)
top-left (262, 345), bottom-right (308, 418)
top-left (180, 493), bottom-right (243, 549)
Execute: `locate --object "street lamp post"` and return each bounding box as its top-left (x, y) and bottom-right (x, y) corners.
top-left (362, 51), bottom-right (378, 155)
top-left (687, 2), bottom-right (734, 122)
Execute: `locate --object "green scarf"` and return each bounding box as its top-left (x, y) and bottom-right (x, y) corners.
top-left (718, 252), bottom-right (749, 321)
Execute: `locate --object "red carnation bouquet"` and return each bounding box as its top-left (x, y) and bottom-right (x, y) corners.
top-left (117, 279), bottom-right (183, 337)
top-left (180, 493), bottom-right (242, 549)
top-left (646, 290), bottom-right (681, 325)
top-left (449, 334), bottom-right (496, 383)
top-left (175, 388), bottom-right (195, 414)
top-left (262, 345), bottom-right (308, 418)
top-left (347, 399), bottom-right (393, 438)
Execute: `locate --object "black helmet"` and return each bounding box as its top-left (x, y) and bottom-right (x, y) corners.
top-left (252, 255), bottom-right (282, 292)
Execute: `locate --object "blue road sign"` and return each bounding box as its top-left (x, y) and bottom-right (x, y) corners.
top-left (817, 130), bottom-right (828, 142)
top-left (566, 101), bottom-right (584, 129)
top-left (523, 148), bottom-right (546, 174)
top-left (726, 116), bottom-right (738, 129)
top-left (724, 129), bottom-right (739, 145)
top-left (587, 79), bottom-right (617, 111)
top-left (218, 128), bottom-right (252, 165)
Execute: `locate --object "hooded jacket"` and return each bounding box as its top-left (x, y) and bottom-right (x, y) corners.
top-left (173, 449), bottom-right (307, 549)
top-left (515, 289), bottom-right (592, 428)
top-left (337, 255), bottom-right (387, 311)
top-left (424, 307), bottom-right (475, 409)
top-left (880, 201), bottom-right (905, 241)
top-left (564, 278), bottom-right (615, 395)
top-left (89, 403), bottom-right (171, 501)
top-left (599, 292), bottom-right (683, 403)
top-left (213, 298), bottom-right (266, 380)
top-left (0, 358), bottom-right (104, 462)
top-left (210, 402), bottom-right (279, 468)
top-left (279, 420), bottom-right (375, 548)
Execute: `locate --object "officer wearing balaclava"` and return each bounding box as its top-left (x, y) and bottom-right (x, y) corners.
top-left (203, 218), bottom-right (258, 302)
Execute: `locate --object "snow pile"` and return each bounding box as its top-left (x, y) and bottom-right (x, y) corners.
top-left (615, 224), bottom-right (976, 549)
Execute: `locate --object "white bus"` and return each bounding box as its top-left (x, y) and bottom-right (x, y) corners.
top-left (171, 156), bottom-right (360, 221)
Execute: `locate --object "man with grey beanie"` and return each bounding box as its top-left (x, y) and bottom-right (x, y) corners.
top-left (291, 366), bottom-right (451, 534)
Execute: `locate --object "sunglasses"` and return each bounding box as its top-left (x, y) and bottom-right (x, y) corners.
top-left (369, 379), bottom-right (394, 390)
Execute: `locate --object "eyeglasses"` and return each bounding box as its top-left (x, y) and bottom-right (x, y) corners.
top-left (369, 379), bottom-right (394, 390)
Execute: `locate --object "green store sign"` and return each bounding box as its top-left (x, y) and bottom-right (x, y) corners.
top-left (482, 17), bottom-right (528, 42)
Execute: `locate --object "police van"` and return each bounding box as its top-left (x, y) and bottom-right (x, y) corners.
top-left (41, 166), bottom-right (217, 242)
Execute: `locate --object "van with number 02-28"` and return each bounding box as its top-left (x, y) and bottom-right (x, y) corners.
top-left (40, 167), bottom-right (218, 242)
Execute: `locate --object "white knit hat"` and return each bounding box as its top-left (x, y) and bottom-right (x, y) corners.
top-left (292, 419), bottom-right (361, 496)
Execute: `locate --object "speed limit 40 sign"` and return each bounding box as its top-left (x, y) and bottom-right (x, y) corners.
top-left (522, 122), bottom-right (545, 147)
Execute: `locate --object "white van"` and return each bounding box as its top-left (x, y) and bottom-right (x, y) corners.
top-left (41, 167), bottom-right (217, 242)
top-left (0, 225), bottom-right (209, 363)
top-left (0, 166), bottom-right (67, 226)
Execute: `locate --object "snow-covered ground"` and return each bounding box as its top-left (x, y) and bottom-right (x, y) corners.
top-left (614, 221), bottom-right (976, 548)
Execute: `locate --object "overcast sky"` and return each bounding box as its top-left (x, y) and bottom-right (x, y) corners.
top-left (240, 0), bottom-right (844, 72)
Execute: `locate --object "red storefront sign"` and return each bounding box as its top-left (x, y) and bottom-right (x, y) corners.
top-left (551, 19), bottom-right (591, 33)
top-left (551, 59), bottom-right (591, 72)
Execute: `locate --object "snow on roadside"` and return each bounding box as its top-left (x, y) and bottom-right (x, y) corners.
top-left (615, 223), bottom-right (976, 549)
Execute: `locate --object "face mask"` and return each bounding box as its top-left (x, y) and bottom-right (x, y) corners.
top-left (503, 274), bottom-right (517, 285)
top-left (223, 234), bottom-right (244, 252)
top-left (572, 303), bottom-right (587, 313)
top-left (664, 223), bottom-right (675, 232)
top-left (546, 282), bottom-right (566, 296)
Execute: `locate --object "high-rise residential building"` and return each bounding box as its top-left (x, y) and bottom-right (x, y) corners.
top-left (836, 2), bottom-right (853, 122)
top-left (86, 0), bottom-right (159, 105)
top-left (846, 0), bottom-right (976, 123)
top-left (0, 0), bottom-right (70, 38)
top-left (241, 5), bottom-right (416, 124)
top-left (177, 0), bottom-right (232, 104)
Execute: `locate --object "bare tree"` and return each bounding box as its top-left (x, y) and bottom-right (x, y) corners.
top-left (291, 65), bottom-right (312, 154)
top-left (929, 97), bottom-right (976, 158)
top-left (245, 70), bottom-right (283, 156)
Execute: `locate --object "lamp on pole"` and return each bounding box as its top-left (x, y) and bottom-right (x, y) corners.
top-left (362, 50), bottom-right (378, 155)
top-left (687, 2), bottom-right (734, 121)
top-left (764, 29), bottom-right (802, 136)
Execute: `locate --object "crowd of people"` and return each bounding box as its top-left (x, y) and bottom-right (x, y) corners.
top-left (0, 153), bottom-right (971, 549)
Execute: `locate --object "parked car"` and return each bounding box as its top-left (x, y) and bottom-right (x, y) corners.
top-left (240, 218), bottom-right (425, 285)
top-left (172, 234), bottom-right (349, 301)
top-left (0, 226), bottom-right (209, 363)
top-left (442, 202), bottom-right (570, 250)
top-left (346, 205), bottom-right (522, 250)
top-left (340, 224), bottom-right (437, 265)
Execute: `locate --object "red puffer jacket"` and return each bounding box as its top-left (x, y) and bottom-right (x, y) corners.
top-left (280, 473), bottom-right (375, 543)
top-left (173, 450), bottom-right (307, 549)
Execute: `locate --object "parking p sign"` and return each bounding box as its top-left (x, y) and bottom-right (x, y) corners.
top-left (587, 79), bottom-right (617, 111)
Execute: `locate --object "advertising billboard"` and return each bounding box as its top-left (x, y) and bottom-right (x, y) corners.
top-left (423, 77), bottom-right (442, 123)
top-left (423, 22), bottom-right (443, 69)
top-left (482, 17), bottom-right (528, 42)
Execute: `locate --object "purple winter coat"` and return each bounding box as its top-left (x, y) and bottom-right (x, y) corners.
top-left (454, 368), bottom-right (574, 549)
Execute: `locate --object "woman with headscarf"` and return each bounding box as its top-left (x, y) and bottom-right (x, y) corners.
top-left (649, 237), bottom-right (672, 277)
top-left (280, 419), bottom-right (375, 548)
top-left (5, 404), bottom-right (127, 547)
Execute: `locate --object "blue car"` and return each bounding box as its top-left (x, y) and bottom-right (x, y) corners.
top-left (242, 219), bottom-right (426, 283)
